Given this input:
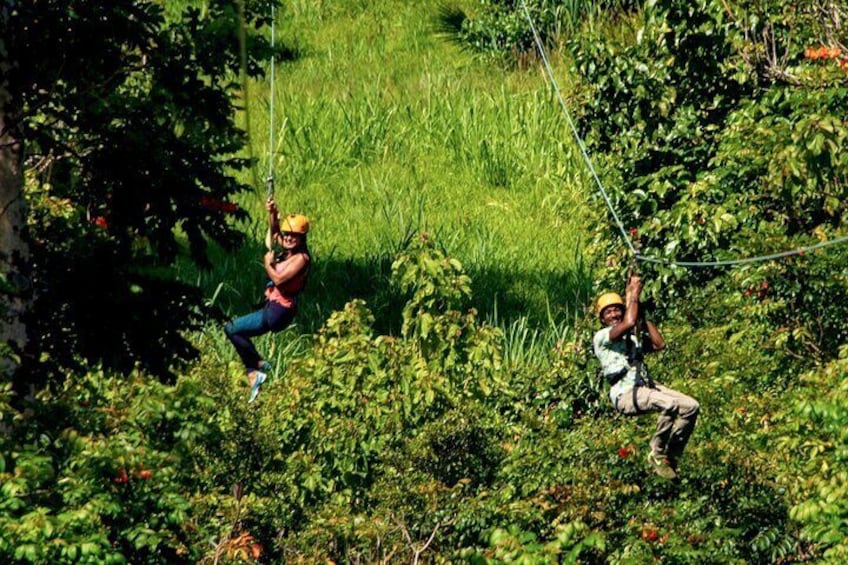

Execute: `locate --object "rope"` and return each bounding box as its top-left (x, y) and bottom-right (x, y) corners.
top-left (236, 0), bottom-right (260, 194)
top-left (266, 2), bottom-right (276, 200)
top-left (518, 0), bottom-right (848, 269)
top-left (519, 0), bottom-right (636, 259)
top-left (637, 235), bottom-right (848, 267)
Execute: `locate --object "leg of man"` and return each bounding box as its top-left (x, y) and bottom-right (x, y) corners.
top-left (616, 385), bottom-right (698, 458)
top-left (653, 384), bottom-right (699, 464)
top-left (616, 386), bottom-right (673, 456)
top-left (616, 386), bottom-right (680, 479)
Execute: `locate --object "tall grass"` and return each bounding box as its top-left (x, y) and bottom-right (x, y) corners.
top-left (181, 0), bottom-right (604, 371)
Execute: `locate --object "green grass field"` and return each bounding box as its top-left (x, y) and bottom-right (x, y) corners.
top-left (185, 0), bottom-right (599, 369)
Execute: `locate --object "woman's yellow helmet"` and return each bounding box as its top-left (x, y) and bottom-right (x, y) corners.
top-left (281, 214), bottom-right (310, 234)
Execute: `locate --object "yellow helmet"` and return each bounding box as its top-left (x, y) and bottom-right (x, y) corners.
top-left (281, 213), bottom-right (310, 234)
top-left (595, 292), bottom-right (624, 319)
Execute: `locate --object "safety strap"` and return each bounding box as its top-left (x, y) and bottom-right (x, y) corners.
top-left (625, 326), bottom-right (655, 413)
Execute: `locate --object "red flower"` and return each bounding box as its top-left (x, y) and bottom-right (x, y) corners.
top-left (113, 468), bottom-right (129, 484)
top-left (92, 216), bottom-right (108, 230)
top-left (617, 444), bottom-right (635, 459)
top-left (641, 527), bottom-right (659, 543)
top-left (805, 45), bottom-right (843, 61)
top-left (199, 196), bottom-right (240, 214)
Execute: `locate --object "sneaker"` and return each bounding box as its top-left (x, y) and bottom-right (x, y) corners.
top-left (248, 371), bottom-right (267, 404)
top-left (258, 360), bottom-right (272, 373)
top-left (647, 452), bottom-right (678, 480)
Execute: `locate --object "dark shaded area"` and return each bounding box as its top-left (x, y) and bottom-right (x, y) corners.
top-left (5, 1), bottom-right (287, 393)
top-left (432, 2), bottom-right (468, 41)
top-left (203, 225), bottom-right (594, 340)
top-left (19, 233), bottom-right (206, 391)
top-left (291, 252), bottom-right (593, 338)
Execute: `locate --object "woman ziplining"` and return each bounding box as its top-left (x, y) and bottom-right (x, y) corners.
top-left (224, 2), bottom-right (314, 403)
top-left (224, 197), bottom-right (311, 403)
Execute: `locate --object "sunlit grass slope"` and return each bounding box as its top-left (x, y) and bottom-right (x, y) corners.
top-left (195, 0), bottom-right (596, 342)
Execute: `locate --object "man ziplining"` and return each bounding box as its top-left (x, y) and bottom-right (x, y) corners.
top-left (593, 274), bottom-right (699, 480)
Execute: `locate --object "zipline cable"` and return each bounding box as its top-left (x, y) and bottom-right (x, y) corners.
top-left (637, 235), bottom-right (848, 267)
top-left (236, 0), bottom-right (278, 250)
top-left (267, 2), bottom-right (276, 201)
top-left (264, 3), bottom-right (277, 251)
top-left (518, 0), bottom-right (848, 269)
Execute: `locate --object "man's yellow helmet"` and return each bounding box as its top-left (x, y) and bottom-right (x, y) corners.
top-left (281, 214), bottom-right (310, 234)
top-left (595, 292), bottom-right (625, 319)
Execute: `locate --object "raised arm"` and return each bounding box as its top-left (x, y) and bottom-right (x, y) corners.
top-left (267, 197), bottom-right (281, 244)
top-left (608, 275), bottom-right (642, 341)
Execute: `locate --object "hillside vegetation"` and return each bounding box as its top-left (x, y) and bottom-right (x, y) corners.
top-left (3, 0), bottom-right (848, 563)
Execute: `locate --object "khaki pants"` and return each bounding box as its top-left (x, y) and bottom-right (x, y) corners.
top-left (615, 384), bottom-right (699, 461)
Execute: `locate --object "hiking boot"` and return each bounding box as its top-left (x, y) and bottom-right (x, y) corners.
top-left (667, 456), bottom-right (679, 472)
top-left (647, 452), bottom-right (677, 480)
top-left (248, 371), bottom-right (267, 404)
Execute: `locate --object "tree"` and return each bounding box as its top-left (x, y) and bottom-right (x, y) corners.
top-left (0, 10), bottom-right (28, 379)
top-left (1, 0), bottom-right (281, 389)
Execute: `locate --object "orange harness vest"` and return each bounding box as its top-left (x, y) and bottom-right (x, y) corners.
top-left (264, 252), bottom-right (310, 309)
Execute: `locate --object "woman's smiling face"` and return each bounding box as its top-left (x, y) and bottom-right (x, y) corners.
top-left (281, 231), bottom-right (302, 250)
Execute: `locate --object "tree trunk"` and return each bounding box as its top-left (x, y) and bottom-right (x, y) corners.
top-left (0, 87), bottom-right (29, 380)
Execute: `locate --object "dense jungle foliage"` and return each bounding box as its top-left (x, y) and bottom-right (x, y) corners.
top-left (2, 0), bottom-right (848, 563)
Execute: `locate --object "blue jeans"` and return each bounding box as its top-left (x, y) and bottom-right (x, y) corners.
top-left (224, 301), bottom-right (295, 370)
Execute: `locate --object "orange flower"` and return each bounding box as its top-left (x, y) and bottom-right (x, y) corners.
top-left (805, 45), bottom-right (843, 61)
top-left (250, 543), bottom-right (263, 560)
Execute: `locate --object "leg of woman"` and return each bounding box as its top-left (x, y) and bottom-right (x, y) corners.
top-left (247, 303), bottom-right (296, 403)
top-left (255, 302), bottom-right (296, 372)
top-left (224, 308), bottom-right (268, 374)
